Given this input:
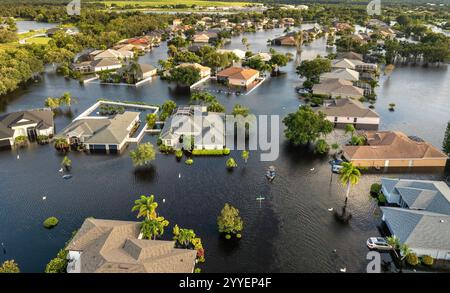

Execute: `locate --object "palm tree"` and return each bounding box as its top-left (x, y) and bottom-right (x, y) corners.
top-left (141, 216), bottom-right (169, 240)
top-left (339, 162), bottom-right (361, 205)
top-left (241, 150), bottom-right (249, 163)
top-left (386, 236), bottom-right (411, 272)
top-left (60, 92), bottom-right (75, 107)
top-left (127, 61), bottom-right (140, 84)
top-left (345, 124), bottom-right (355, 140)
top-left (54, 138), bottom-right (70, 152)
top-left (241, 37), bottom-right (249, 51)
top-left (132, 195), bottom-right (158, 220)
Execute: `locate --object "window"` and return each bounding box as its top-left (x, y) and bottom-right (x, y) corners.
top-left (353, 118), bottom-right (357, 123)
top-left (334, 117), bottom-right (338, 122)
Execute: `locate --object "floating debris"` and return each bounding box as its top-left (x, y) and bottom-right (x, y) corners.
top-left (328, 208), bottom-right (334, 212)
top-left (340, 268), bottom-right (346, 273)
top-left (42, 196), bottom-right (46, 200)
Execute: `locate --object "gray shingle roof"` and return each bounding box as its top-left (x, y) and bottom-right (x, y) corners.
top-left (381, 178), bottom-right (399, 195)
top-left (0, 108), bottom-right (54, 139)
top-left (58, 112), bottom-right (139, 145)
top-left (381, 207), bottom-right (450, 251)
top-left (382, 178), bottom-right (450, 215)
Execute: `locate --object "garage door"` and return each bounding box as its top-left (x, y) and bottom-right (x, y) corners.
top-left (89, 144), bottom-right (107, 153)
top-left (109, 145), bottom-right (118, 154)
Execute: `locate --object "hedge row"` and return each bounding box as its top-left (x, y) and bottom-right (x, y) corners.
top-left (192, 149), bottom-right (230, 156)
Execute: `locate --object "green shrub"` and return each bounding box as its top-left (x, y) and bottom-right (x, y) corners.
top-left (225, 234), bottom-right (231, 240)
top-left (14, 135), bottom-right (28, 147)
top-left (194, 268), bottom-right (202, 273)
top-left (223, 148), bottom-right (230, 155)
top-left (421, 255), bottom-right (434, 266)
top-left (45, 255), bottom-right (68, 273)
top-left (236, 233), bottom-right (242, 239)
top-left (226, 158), bottom-right (237, 169)
top-left (37, 135), bottom-right (50, 144)
top-left (377, 193), bottom-right (387, 204)
top-left (43, 217), bottom-right (59, 229)
top-left (159, 144), bottom-right (174, 154)
top-left (314, 139), bottom-right (329, 155)
top-left (175, 149), bottom-right (183, 159)
top-left (370, 183), bottom-right (382, 196)
top-left (406, 253), bottom-right (419, 266)
top-left (0, 260), bottom-right (20, 273)
top-left (185, 158), bottom-right (193, 165)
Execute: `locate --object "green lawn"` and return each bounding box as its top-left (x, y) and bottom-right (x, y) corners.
top-left (95, 0), bottom-right (251, 8)
top-left (0, 30), bottom-right (49, 51)
top-left (25, 36), bottom-right (51, 45)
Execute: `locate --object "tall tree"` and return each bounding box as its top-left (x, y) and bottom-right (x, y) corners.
top-left (283, 106), bottom-right (333, 146)
top-left (296, 57), bottom-right (331, 84)
top-left (132, 195), bottom-right (158, 220)
top-left (443, 121), bottom-right (450, 155)
top-left (217, 203), bottom-right (244, 236)
top-left (130, 143), bottom-right (156, 167)
top-left (339, 162), bottom-right (361, 204)
top-left (169, 66), bottom-right (201, 86)
top-left (269, 53), bottom-right (289, 75)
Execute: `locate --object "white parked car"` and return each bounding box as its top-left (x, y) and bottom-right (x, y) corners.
top-left (366, 237), bottom-right (392, 251)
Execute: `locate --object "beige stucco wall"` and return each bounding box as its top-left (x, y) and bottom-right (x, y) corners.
top-left (348, 158), bottom-right (447, 168)
top-left (228, 74), bottom-right (258, 87)
top-left (326, 116), bottom-right (379, 125)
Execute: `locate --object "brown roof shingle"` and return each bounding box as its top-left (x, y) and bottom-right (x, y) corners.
top-left (343, 131), bottom-right (448, 161)
top-left (217, 67), bottom-right (259, 81)
top-left (66, 218), bottom-right (197, 273)
top-left (317, 98), bottom-right (379, 118)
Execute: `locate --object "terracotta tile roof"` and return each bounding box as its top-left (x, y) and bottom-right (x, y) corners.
top-left (216, 66), bottom-right (244, 77)
top-left (343, 131), bottom-right (448, 161)
top-left (217, 67), bottom-right (259, 81)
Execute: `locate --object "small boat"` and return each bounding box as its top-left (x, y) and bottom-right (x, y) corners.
top-left (266, 166), bottom-right (276, 181)
top-left (62, 174), bottom-right (73, 180)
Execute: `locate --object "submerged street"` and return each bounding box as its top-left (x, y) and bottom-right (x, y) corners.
top-left (0, 25), bottom-right (449, 273)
